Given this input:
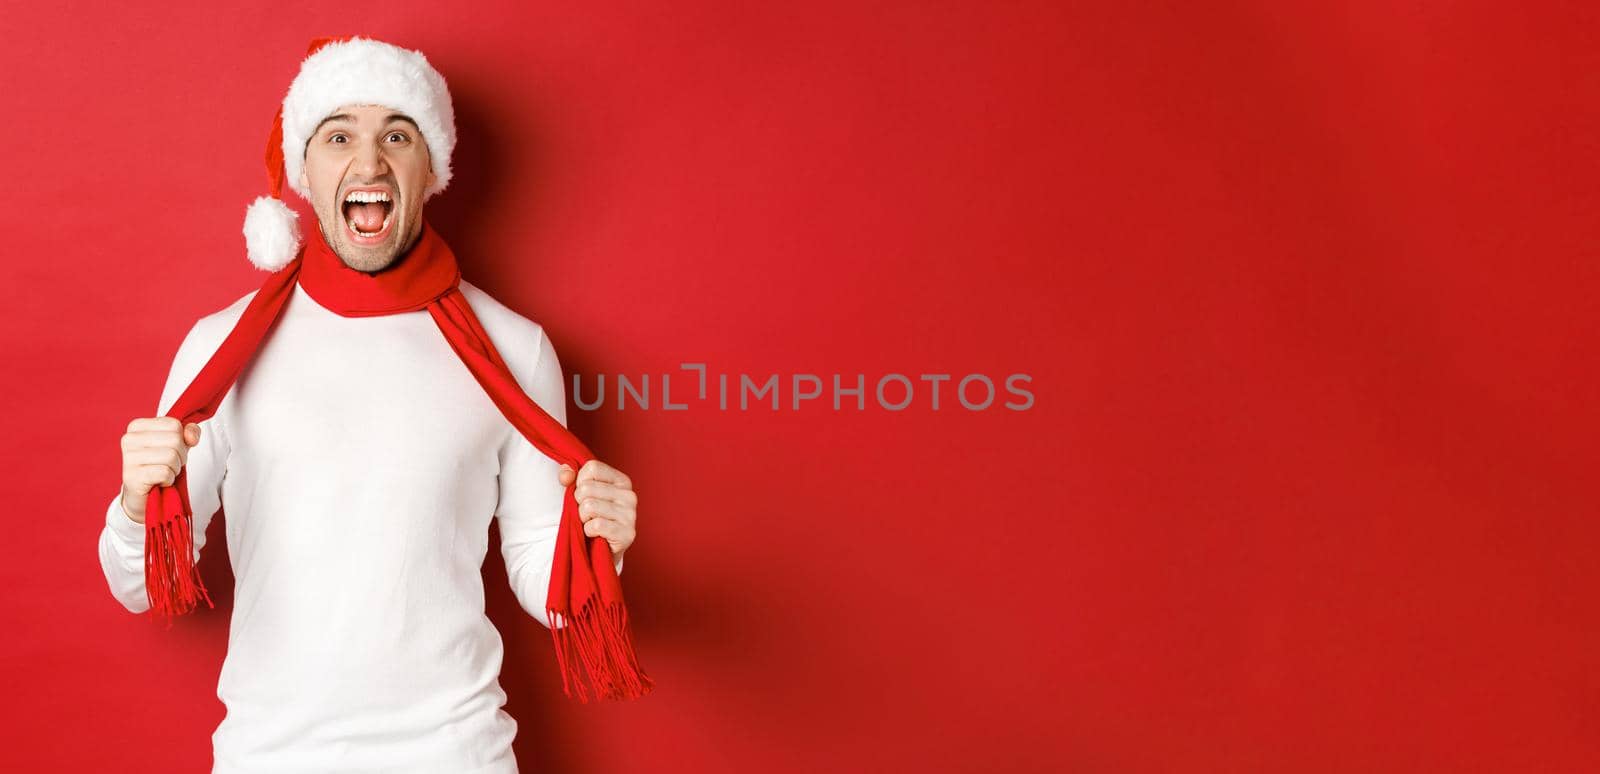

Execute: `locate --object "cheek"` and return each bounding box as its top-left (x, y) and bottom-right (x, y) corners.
top-left (304, 154), bottom-right (348, 201)
top-left (320, 189), bottom-right (341, 217)
top-left (302, 166), bottom-right (335, 208)
top-left (406, 155), bottom-right (433, 203)
top-left (403, 185), bottom-right (428, 215)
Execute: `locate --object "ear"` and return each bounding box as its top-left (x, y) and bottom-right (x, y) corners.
top-left (426, 168), bottom-right (437, 190)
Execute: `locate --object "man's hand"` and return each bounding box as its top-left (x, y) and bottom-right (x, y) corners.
top-left (558, 460), bottom-right (637, 560)
top-left (119, 417), bottom-right (202, 524)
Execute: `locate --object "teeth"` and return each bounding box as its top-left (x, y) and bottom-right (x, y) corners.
top-left (343, 190), bottom-right (392, 203)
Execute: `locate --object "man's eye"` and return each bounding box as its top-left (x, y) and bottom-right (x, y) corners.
top-left (387, 132), bottom-right (406, 142)
top-left (330, 134), bottom-right (347, 144)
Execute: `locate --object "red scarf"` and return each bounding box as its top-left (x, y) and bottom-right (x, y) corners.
top-left (142, 217), bottom-right (654, 702)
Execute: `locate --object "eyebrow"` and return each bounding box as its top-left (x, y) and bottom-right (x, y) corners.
top-left (313, 112), bottom-right (421, 135)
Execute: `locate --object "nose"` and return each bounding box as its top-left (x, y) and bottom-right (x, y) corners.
top-left (351, 136), bottom-right (390, 179)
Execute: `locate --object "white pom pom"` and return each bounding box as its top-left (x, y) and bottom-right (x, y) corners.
top-left (243, 195), bottom-right (303, 271)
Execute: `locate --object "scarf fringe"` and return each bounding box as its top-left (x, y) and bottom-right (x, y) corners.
top-left (548, 595), bottom-right (656, 702)
top-left (144, 490), bottom-right (214, 622)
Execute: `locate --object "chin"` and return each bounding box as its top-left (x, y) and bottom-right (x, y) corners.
top-left (338, 243), bottom-right (399, 273)
top-left (327, 212), bottom-right (407, 273)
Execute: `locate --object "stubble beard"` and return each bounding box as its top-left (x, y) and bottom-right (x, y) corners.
top-left (318, 207), bottom-right (420, 275)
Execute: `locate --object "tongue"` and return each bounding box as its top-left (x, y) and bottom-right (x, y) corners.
top-left (347, 202), bottom-right (386, 233)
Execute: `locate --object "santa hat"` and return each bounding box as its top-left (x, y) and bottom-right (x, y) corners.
top-left (243, 35), bottom-right (458, 271)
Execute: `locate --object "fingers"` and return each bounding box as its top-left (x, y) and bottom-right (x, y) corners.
top-left (557, 463), bottom-right (575, 486)
top-left (569, 461), bottom-right (638, 555)
top-left (121, 428), bottom-right (183, 451)
top-left (120, 418), bottom-right (200, 497)
top-left (563, 461), bottom-right (636, 495)
top-left (582, 516), bottom-right (620, 539)
top-left (121, 431), bottom-right (192, 462)
top-left (582, 513), bottom-right (633, 550)
top-left (574, 480), bottom-right (637, 509)
top-left (123, 457), bottom-right (179, 489)
top-left (126, 416), bottom-right (182, 434)
top-left (122, 426), bottom-right (200, 452)
top-left (575, 496), bottom-right (632, 525)
top-left (123, 432), bottom-right (192, 468)
top-left (576, 460), bottom-right (632, 489)
top-left (126, 417), bottom-right (198, 442)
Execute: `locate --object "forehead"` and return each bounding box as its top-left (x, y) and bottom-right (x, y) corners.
top-left (315, 105), bottom-right (418, 132)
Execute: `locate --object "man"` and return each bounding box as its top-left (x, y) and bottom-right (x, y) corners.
top-left (96, 36), bottom-right (643, 773)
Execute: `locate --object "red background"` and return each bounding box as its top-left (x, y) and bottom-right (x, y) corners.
top-left (2, 2), bottom-right (1596, 771)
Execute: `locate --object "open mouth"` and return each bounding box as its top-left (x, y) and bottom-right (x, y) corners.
top-left (341, 188), bottom-right (396, 244)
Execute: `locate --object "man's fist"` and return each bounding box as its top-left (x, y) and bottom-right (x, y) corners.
top-left (119, 417), bottom-right (201, 524)
top-left (558, 460), bottom-right (637, 560)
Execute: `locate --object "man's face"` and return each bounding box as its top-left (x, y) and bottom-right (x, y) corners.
top-left (299, 103), bottom-right (437, 273)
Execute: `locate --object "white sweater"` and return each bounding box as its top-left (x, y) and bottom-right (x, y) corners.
top-left (97, 279), bottom-right (622, 774)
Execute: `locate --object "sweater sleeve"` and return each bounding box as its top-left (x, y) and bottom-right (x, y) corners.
top-left (97, 317), bottom-right (232, 614)
top-left (495, 326), bottom-right (623, 629)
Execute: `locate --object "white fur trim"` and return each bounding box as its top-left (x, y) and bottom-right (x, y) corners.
top-left (243, 195), bottom-right (303, 271)
top-left (279, 37), bottom-right (455, 202)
